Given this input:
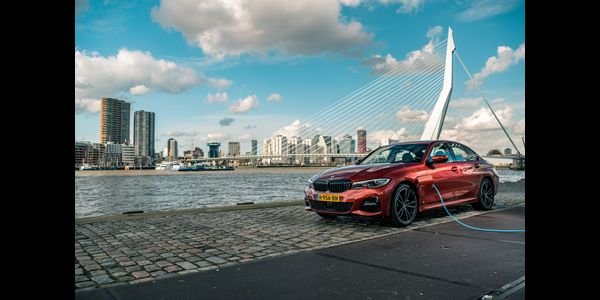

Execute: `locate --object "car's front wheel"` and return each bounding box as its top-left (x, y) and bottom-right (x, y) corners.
top-left (390, 183), bottom-right (418, 227)
top-left (472, 178), bottom-right (495, 210)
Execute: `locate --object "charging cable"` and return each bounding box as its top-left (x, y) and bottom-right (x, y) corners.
top-left (432, 184), bottom-right (525, 233)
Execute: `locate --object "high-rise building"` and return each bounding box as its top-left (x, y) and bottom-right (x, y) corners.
top-left (207, 142), bottom-right (221, 158)
top-left (100, 97), bottom-right (131, 144)
top-left (193, 147), bottom-right (204, 158)
top-left (167, 138), bottom-right (178, 161)
top-left (263, 138), bottom-right (272, 155)
top-left (251, 140), bottom-right (258, 155)
top-left (75, 141), bottom-right (91, 167)
top-left (228, 142), bottom-right (241, 156)
top-left (339, 134), bottom-right (355, 154)
top-left (357, 129), bottom-right (367, 153)
top-left (133, 110), bottom-right (155, 161)
top-left (273, 135), bottom-right (288, 156)
top-left (122, 144), bottom-right (135, 166)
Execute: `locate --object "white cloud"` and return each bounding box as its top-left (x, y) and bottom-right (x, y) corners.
top-left (229, 95), bottom-right (259, 113)
top-left (161, 130), bottom-right (200, 137)
top-left (75, 48), bottom-right (232, 114)
top-left (339, 0), bottom-right (362, 6)
top-left (203, 132), bottom-right (231, 142)
top-left (467, 43), bottom-right (525, 90)
top-left (449, 97), bottom-right (482, 110)
top-left (513, 118), bottom-right (525, 135)
top-left (267, 93), bottom-right (283, 102)
top-left (378, 0), bottom-right (424, 14)
top-left (362, 25), bottom-right (444, 75)
top-left (395, 107), bottom-right (429, 122)
top-left (369, 128), bottom-right (419, 143)
top-left (238, 133), bottom-right (254, 141)
top-left (458, 106), bottom-right (513, 131)
top-left (75, 98), bottom-right (100, 114)
top-left (457, 0), bottom-right (520, 22)
top-left (75, 49), bottom-right (202, 99)
top-left (273, 120), bottom-right (312, 137)
top-left (219, 117), bottom-right (235, 126)
top-left (151, 0), bottom-right (371, 58)
top-left (129, 85), bottom-right (150, 95)
top-left (206, 92), bottom-right (228, 103)
top-left (207, 78), bottom-right (233, 89)
top-left (440, 103), bottom-right (526, 154)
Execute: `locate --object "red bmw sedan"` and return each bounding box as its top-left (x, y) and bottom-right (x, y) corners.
top-left (304, 140), bottom-right (499, 227)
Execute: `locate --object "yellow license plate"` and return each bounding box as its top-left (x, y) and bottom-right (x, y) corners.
top-left (317, 193), bottom-right (341, 202)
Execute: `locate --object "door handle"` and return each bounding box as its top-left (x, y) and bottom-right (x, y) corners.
top-left (451, 166), bottom-right (458, 172)
top-left (474, 163), bottom-right (480, 168)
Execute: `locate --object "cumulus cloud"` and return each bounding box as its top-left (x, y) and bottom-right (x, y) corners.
top-left (273, 120), bottom-right (312, 137)
top-left (466, 43), bottom-right (525, 90)
top-left (378, 0), bottom-right (424, 14)
top-left (206, 92), bottom-right (228, 103)
top-left (245, 125), bottom-right (257, 130)
top-left (369, 128), bottom-right (419, 144)
top-left (457, 0), bottom-right (520, 22)
top-left (362, 25), bottom-right (444, 75)
top-left (219, 117), bottom-right (235, 126)
top-left (229, 95), bottom-right (259, 113)
top-left (395, 107), bottom-right (429, 122)
top-left (207, 78), bottom-right (233, 89)
top-left (161, 130), bottom-right (200, 137)
top-left (129, 85), bottom-right (150, 95)
top-left (203, 132), bottom-right (231, 142)
top-left (151, 0), bottom-right (372, 58)
top-left (339, 0), bottom-right (362, 6)
top-left (449, 97), bottom-right (482, 110)
top-left (267, 93), bottom-right (283, 102)
top-left (512, 118), bottom-right (525, 135)
top-left (238, 133), bottom-right (254, 141)
top-left (75, 98), bottom-right (100, 114)
top-left (458, 106), bottom-right (513, 131)
top-left (75, 48), bottom-right (232, 114)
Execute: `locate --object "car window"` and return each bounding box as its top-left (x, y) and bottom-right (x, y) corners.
top-left (450, 143), bottom-right (480, 162)
top-left (429, 143), bottom-right (454, 162)
top-left (361, 143), bottom-right (429, 164)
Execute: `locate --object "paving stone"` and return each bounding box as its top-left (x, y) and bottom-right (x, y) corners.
top-left (131, 271), bottom-right (150, 279)
top-left (176, 261), bottom-right (197, 270)
top-left (75, 281), bottom-right (95, 289)
top-left (91, 275), bottom-right (114, 285)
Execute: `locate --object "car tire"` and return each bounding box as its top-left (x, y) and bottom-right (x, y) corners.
top-left (317, 213), bottom-right (337, 219)
top-left (472, 178), bottom-right (495, 210)
top-left (390, 183), bottom-right (419, 227)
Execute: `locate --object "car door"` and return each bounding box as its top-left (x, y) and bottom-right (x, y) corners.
top-left (419, 142), bottom-right (461, 206)
top-left (448, 143), bottom-right (479, 200)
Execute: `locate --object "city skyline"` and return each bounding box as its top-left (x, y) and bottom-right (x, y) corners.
top-left (76, 0), bottom-right (525, 155)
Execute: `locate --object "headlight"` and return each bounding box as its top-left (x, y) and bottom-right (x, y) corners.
top-left (308, 173), bottom-right (320, 189)
top-left (351, 178), bottom-right (390, 189)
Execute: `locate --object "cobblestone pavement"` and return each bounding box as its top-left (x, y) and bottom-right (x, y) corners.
top-left (75, 183), bottom-right (525, 290)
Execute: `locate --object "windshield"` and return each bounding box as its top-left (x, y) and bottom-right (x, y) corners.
top-left (360, 143), bottom-right (429, 165)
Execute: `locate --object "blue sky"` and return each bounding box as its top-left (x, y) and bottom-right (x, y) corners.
top-left (75, 0), bottom-right (525, 155)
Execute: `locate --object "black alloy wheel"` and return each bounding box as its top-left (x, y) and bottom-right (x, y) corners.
top-left (390, 183), bottom-right (418, 227)
top-left (472, 178), bottom-right (495, 210)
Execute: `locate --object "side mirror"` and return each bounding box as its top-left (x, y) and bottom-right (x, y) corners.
top-left (431, 155), bottom-right (448, 164)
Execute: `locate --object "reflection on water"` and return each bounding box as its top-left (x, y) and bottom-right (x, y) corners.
top-left (75, 167), bottom-right (524, 218)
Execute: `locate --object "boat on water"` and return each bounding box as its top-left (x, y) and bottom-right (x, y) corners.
top-left (155, 162), bottom-right (182, 171)
top-left (178, 165), bottom-right (234, 171)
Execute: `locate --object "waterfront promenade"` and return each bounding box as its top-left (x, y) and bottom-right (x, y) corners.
top-left (75, 180), bottom-right (525, 296)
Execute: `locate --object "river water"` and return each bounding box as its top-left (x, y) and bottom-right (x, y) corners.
top-left (75, 167), bottom-right (525, 218)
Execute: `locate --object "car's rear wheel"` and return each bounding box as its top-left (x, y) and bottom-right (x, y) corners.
top-left (317, 213), bottom-right (337, 219)
top-left (472, 178), bottom-right (495, 210)
top-left (390, 183), bottom-right (418, 227)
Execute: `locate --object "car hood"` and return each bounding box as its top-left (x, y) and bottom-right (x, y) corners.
top-left (315, 163), bottom-right (409, 181)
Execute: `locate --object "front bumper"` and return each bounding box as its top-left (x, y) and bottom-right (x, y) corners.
top-left (304, 186), bottom-right (390, 217)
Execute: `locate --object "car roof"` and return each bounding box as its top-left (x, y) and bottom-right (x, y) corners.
top-left (387, 140), bottom-right (463, 146)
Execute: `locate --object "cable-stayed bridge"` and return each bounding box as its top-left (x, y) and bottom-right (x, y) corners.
top-left (188, 28), bottom-right (521, 167)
